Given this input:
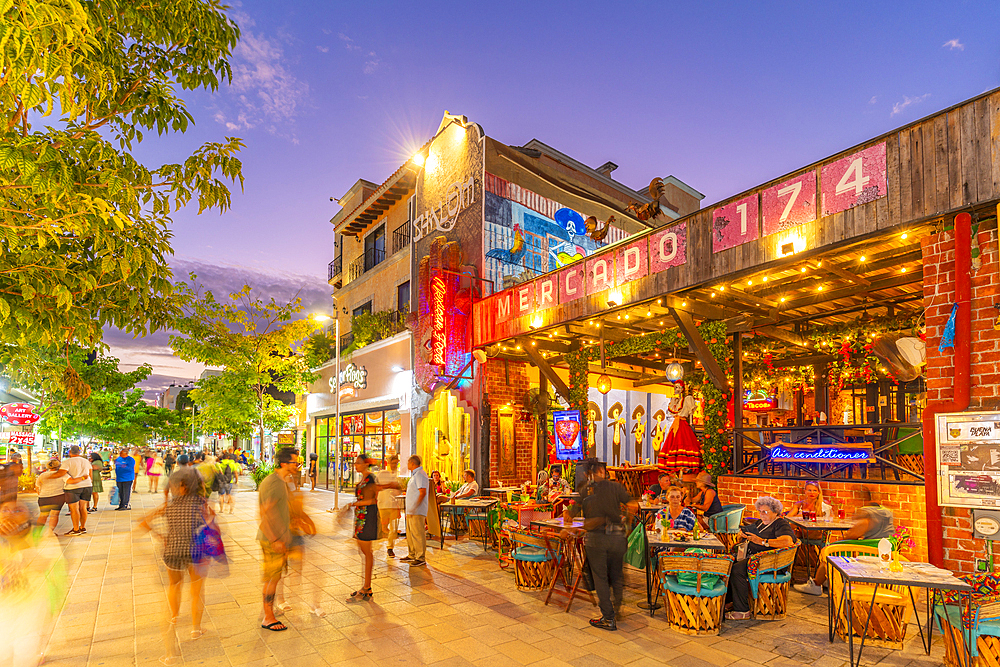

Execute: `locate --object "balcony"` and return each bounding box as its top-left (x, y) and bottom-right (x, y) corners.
top-left (391, 222), bottom-right (411, 255)
top-left (328, 256), bottom-right (342, 282)
top-left (341, 308), bottom-right (408, 353)
top-left (346, 248), bottom-right (386, 284)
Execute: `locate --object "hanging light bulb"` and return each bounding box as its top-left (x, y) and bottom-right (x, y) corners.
top-left (597, 374), bottom-right (612, 395)
top-left (665, 362), bottom-right (685, 382)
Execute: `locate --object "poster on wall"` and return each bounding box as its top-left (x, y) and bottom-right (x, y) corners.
top-left (605, 390), bottom-right (627, 466)
top-left (498, 411), bottom-right (516, 479)
top-left (937, 411), bottom-right (1000, 508)
top-left (552, 410), bottom-right (583, 461)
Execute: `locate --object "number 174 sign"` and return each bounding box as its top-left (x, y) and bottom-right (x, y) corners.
top-left (821, 143), bottom-right (887, 216)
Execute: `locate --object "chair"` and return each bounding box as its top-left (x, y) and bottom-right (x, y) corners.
top-left (824, 543), bottom-right (912, 649)
top-left (509, 528), bottom-right (556, 591)
top-left (706, 504), bottom-right (745, 551)
top-left (748, 544), bottom-right (798, 620)
top-left (466, 496), bottom-right (490, 542)
top-left (659, 552), bottom-right (735, 636)
top-left (935, 573), bottom-right (1000, 667)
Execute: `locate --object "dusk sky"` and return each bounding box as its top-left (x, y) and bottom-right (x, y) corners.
top-left (120, 1), bottom-right (1000, 396)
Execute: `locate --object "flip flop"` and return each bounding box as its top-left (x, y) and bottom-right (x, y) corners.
top-left (260, 621), bottom-right (287, 632)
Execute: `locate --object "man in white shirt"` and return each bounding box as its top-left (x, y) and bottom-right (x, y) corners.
top-left (375, 455), bottom-right (402, 558)
top-left (451, 469), bottom-right (480, 500)
top-left (402, 455), bottom-right (429, 566)
top-left (61, 445), bottom-right (94, 536)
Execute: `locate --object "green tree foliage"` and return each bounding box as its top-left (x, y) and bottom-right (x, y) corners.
top-left (344, 309), bottom-right (406, 354)
top-left (301, 329), bottom-right (337, 369)
top-left (0, 0), bottom-right (244, 397)
top-left (169, 281), bottom-right (319, 448)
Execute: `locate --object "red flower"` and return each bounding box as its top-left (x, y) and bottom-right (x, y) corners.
top-left (710, 448), bottom-right (717, 453)
top-left (717, 428), bottom-right (724, 433)
top-left (710, 338), bottom-right (717, 343)
top-left (722, 446), bottom-right (730, 452)
top-left (708, 399), bottom-right (715, 405)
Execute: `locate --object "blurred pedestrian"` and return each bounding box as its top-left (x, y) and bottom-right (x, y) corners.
top-left (131, 448), bottom-right (141, 494)
top-left (35, 460), bottom-right (67, 533)
top-left (376, 454), bottom-right (401, 558)
top-left (60, 446), bottom-right (93, 535)
top-left (148, 452), bottom-right (164, 493)
top-left (114, 448), bottom-right (136, 511)
top-left (164, 450), bottom-right (176, 477)
top-left (216, 453), bottom-right (239, 514)
top-left (139, 467), bottom-right (213, 664)
top-left (402, 455), bottom-right (429, 566)
top-left (0, 455), bottom-right (23, 504)
top-left (346, 454), bottom-right (378, 602)
top-left (308, 453), bottom-right (318, 491)
top-left (275, 456), bottom-right (323, 617)
top-left (89, 453), bottom-right (105, 512)
top-left (258, 447), bottom-right (296, 632)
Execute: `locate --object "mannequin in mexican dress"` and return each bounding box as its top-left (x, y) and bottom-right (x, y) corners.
top-left (657, 381), bottom-right (701, 470)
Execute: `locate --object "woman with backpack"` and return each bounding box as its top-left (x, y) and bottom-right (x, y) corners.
top-left (216, 453), bottom-right (240, 514)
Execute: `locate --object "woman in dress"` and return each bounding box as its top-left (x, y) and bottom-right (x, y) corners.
top-left (785, 480), bottom-right (831, 520)
top-left (657, 381), bottom-right (701, 470)
top-left (347, 454), bottom-right (378, 603)
top-left (139, 467), bottom-right (213, 662)
top-left (148, 453), bottom-right (164, 494)
top-left (35, 460), bottom-right (67, 532)
top-left (89, 453), bottom-right (105, 512)
top-left (725, 496), bottom-right (796, 620)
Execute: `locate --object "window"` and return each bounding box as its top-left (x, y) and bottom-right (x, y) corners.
top-left (353, 301), bottom-right (372, 319)
top-left (364, 224), bottom-right (386, 271)
top-left (397, 281), bottom-right (410, 313)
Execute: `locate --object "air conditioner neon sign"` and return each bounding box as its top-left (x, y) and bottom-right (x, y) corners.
top-left (770, 445), bottom-right (873, 463)
top-left (431, 275), bottom-right (447, 366)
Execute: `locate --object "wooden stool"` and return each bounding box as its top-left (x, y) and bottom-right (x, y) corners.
top-left (658, 552), bottom-right (733, 636)
top-left (514, 558), bottom-right (553, 591)
top-left (665, 591), bottom-right (725, 636)
top-left (510, 528), bottom-right (556, 591)
top-left (752, 581), bottom-right (790, 620)
top-left (468, 515), bottom-right (487, 539)
top-left (898, 454), bottom-right (924, 476)
top-left (836, 587), bottom-right (909, 649)
top-left (748, 545), bottom-right (798, 621)
top-left (940, 618), bottom-right (1000, 667)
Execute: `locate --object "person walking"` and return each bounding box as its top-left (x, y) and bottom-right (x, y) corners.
top-left (346, 454), bottom-right (379, 602)
top-left (258, 447), bottom-right (297, 632)
top-left (376, 455), bottom-right (401, 558)
top-left (88, 453), bottom-right (105, 512)
top-left (563, 458), bottom-right (637, 631)
top-left (60, 446), bottom-right (93, 535)
top-left (35, 460), bottom-right (68, 533)
top-left (114, 448), bottom-right (136, 510)
top-left (139, 467), bottom-right (213, 664)
top-left (308, 453), bottom-right (318, 492)
top-left (148, 453), bottom-right (164, 493)
top-left (130, 448), bottom-right (141, 495)
top-left (401, 455), bottom-right (429, 567)
top-left (216, 454), bottom-right (239, 514)
top-left (163, 450), bottom-right (176, 478)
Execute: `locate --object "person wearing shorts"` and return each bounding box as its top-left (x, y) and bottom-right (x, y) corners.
top-left (61, 446), bottom-right (93, 536)
top-left (258, 448), bottom-right (296, 631)
top-left (35, 459), bottom-right (68, 533)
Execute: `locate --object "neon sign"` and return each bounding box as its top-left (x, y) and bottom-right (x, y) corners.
top-left (771, 444), bottom-right (874, 463)
top-left (744, 389), bottom-right (777, 412)
top-left (431, 275), bottom-right (447, 366)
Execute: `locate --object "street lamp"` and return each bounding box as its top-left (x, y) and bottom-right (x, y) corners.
top-left (312, 299), bottom-right (343, 509)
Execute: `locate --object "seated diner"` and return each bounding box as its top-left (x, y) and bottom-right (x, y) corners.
top-left (725, 496), bottom-right (797, 620)
top-left (451, 469), bottom-right (479, 500)
top-left (646, 471), bottom-right (683, 502)
top-left (654, 486), bottom-right (697, 531)
top-left (785, 480), bottom-right (831, 520)
top-left (690, 471), bottom-right (722, 522)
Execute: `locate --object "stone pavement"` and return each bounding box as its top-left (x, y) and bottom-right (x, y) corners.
top-left (32, 481), bottom-right (947, 667)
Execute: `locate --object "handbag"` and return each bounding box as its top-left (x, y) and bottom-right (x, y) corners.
top-left (109, 485), bottom-right (119, 506)
top-left (191, 520), bottom-right (226, 564)
top-left (624, 523), bottom-right (647, 570)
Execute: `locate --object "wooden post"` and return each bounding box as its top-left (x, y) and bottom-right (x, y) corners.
top-left (733, 333), bottom-right (743, 473)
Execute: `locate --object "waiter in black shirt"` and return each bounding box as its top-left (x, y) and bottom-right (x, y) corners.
top-left (563, 458), bottom-right (637, 631)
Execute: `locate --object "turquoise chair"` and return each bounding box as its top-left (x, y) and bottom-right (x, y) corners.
top-left (934, 573), bottom-right (1000, 665)
top-left (748, 544), bottom-right (798, 620)
top-left (509, 528), bottom-right (557, 591)
top-left (706, 504), bottom-right (745, 550)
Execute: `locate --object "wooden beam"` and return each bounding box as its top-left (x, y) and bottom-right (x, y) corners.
top-left (772, 353), bottom-right (837, 369)
top-left (606, 355), bottom-right (667, 372)
top-left (668, 307), bottom-right (728, 391)
top-left (815, 261), bottom-right (871, 287)
top-left (585, 363), bottom-right (649, 381)
top-left (752, 325), bottom-right (812, 349)
top-left (632, 375), bottom-right (672, 388)
top-left (781, 271), bottom-right (921, 311)
top-left (523, 345), bottom-right (570, 402)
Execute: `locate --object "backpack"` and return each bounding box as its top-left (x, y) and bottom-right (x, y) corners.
top-left (220, 464), bottom-right (236, 484)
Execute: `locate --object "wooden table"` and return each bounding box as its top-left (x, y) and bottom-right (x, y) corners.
top-left (483, 486), bottom-right (520, 499)
top-left (530, 517), bottom-right (584, 531)
top-left (786, 516), bottom-right (854, 574)
top-left (541, 528), bottom-right (595, 612)
top-left (642, 531), bottom-right (725, 616)
top-left (827, 556), bottom-right (973, 667)
top-left (438, 498), bottom-right (499, 551)
top-left (608, 465), bottom-right (659, 498)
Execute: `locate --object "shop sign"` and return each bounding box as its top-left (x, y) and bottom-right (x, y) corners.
top-left (553, 410), bottom-right (584, 461)
top-left (614, 238), bottom-right (648, 287)
top-left (743, 389), bottom-right (777, 412)
top-left (277, 432), bottom-right (296, 445)
top-left (0, 402), bottom-right (40, 425)
top-left (431, 275), bottom-right (448, 365)
top-left (713, 193), bottom-right (759, 253)
top-left (7, 432), bottom-right (35, 446)
top-left (770, 443), bottom-right (874, 463)
top-left (558, 265), bottom-right (586, 305)
top-left (585, 253), bottom-right (614, 294)
top-left (340, 363), bottom-right (368, 389)
top-left (649, 222), bottom-right (686, 272)
top-left (821, 143), bottom-right (887, 216)
top-left (762, 172), bottom-right (816, 236)
top-left (412, 176), bottom-right (476, 242)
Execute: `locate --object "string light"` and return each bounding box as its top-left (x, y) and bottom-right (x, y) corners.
top-left (531, 341), bottom-right (536, 346)
top-left (747, 280), bottom-right (753, 286)
top-left (901, 267), bottom-right (907, 273)
top-left (801, 267), bottom-right (807, 273)
top-left (860, 255), bottom-right (867, 262)
top-left (817, 286), bottom-right (824, 291)
top-left (681, 301), bottom-right (687, 307)
top-left (780, 297), bottom-right (786, 303)
top-left (762, 277), bottom-right (768, 282)
top-left (718, 286), bottom-right (725, 292)
top-left (901, 232), bottom-right (908, 240)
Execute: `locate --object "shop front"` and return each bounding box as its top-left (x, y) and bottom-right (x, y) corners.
top-left (305, 332), bottom-right (411, 492)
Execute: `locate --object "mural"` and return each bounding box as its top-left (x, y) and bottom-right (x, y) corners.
top-left (483, 173), bottom-right (626, 291)
top-left (587, 386), bottom-right (685, 466)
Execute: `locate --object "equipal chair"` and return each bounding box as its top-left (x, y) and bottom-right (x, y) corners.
top-left (658, 551), bottom-right (735, 636)
top-left (935, 573), bottom-right (1000, 667)
top-left (706, 504), bottom-right (745, 551)
top-left (748, 544), bottom-right (799, 619)
top-left (824, 543), bottom-right (912, 649)
top-left (509, 528), bottom-right (557, 591)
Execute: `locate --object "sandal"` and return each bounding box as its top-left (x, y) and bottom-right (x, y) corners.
top-left (347, 588), bottom-right (373, 603)
top-left (725, 611), bottom-right (752, 620)
top-left (275, 602), bottom-right (292, 613)
top-left (158, 657), bottom-right (180, 666)
top-left (191, 629), bottom-right (205, 639)
top-left (260, 621), bottom-right (287, 632)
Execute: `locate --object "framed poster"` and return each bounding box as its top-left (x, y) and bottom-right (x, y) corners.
top-left (936, 411), bottom-right (1000, 509)
top-left (498, 411), bottom-right (516, 478)
top-left (553, 410), bottom-right (583, 461)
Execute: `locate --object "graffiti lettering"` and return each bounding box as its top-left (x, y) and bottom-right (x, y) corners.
top-left (431, 276), bottom-right (447, 366)
top-left (413, 177), bottom-right (476, 242)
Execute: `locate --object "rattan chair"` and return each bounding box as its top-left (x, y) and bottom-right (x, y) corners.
top-left (935, 574), bottom-right (1000, 667)
top-left (509, 528), bottom-right (557, 591)
top-left (707, 504), bottom-right (745, 551)
top-left (748, 544), bottom-right (798, 619)
top-left (824, 543), bottom-right (912, 649)
top-left (658, 551), bottom-right (735, 635)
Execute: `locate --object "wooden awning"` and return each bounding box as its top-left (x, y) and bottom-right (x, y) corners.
top-left (337, 166), bottom-right (417, 237)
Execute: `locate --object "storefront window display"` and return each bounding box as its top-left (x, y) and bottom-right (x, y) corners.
top-left (417, 390), bottom-right (472, 483)
top-left (314, 406), bottom-right (400, 491)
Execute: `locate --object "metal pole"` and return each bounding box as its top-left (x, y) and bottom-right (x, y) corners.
top-left (334, 314), bottom-right (341, 510)
top-left (190, 404), bottom-right (196, 450)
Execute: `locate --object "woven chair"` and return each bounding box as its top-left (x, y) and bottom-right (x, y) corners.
top-left (935, 573), bottom-right (1000, 667)
top-left (509, 528), bottom-right (557, 591)
top-left (706, 504), bottom-right (745, 551)
top-left (825, 543), bottom-right (912, 649)
top-left (748, 544), bottom-right (798, 620)
top-left (658, 552), bottom-right (735, 636)
top-left (466, 496), bottom-right (491, 542)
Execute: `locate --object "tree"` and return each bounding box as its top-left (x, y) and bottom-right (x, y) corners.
top-left (169, 282), bottom-right (319, 456)
top-left (301, 329), bottom-right (337, 369)
top-left (0, 0), bottom-right (244, 399)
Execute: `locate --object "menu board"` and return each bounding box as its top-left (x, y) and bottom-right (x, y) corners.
top-left (937, 411), bottom-right (1000, 508)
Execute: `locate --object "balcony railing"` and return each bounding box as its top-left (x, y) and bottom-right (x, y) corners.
top-left (340, 308), bottom-right (408, 353)
top-left (328, 256), bottom-right (342, 281)
top-left (391, 222), bottom-right (411, 255)
top-left (345, 248), bottom-right (386, 284)
top-left (339, 330), bottom-right (354, 350)
top-left (347, 255), bottom-right (364, 283)
top-left (364, 247), bottom-right (385, 272)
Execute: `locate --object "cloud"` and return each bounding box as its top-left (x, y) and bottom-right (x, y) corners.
top-left (943, 39), bottom-right (964, 51)
top-left (211, 31), bottom-right (309, 142)
top-left (891, 93), bottom-right (931, 116)
top-left (869, 96), bottom-right (877, 105)
top-left (316, 45), bottom-right (329, 53)
top-left (338, 32), bottom-right (382, 74)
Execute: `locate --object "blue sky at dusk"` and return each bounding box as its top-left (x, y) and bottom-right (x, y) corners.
top-left (121, 0), bottom-right (1000, 394)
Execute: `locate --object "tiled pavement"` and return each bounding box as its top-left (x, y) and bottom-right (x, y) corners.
top-left (32, 482), bottom-right (947, 667)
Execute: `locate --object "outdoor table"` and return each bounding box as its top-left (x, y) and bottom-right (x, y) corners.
top-left (608, 465), bottom-right (659, 498)
top-left (483, 486), bottom-right (520, 499)
top-left (438, 498), bottom-right (499, 551)
top-left (827, 555), bottom-right (974, 667)
top-left (638, 501), bottom-right (665, 529)
top-left (786, 516), bottom-right (854, 573)
top-left (540, 527), bottom-right (594, 612)
top-left (530, 517), bottom-right (584, 531)
top-left (642, 531), bottom-right (725, 617)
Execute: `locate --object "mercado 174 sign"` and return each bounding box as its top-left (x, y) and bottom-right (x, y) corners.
top-left (0, 402), bottom-right (40, 425)
top-left (770, 442), bottom-right (874, 463)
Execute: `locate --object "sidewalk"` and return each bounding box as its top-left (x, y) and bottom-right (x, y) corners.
top-left (32, 480), bottom-right (946, 667)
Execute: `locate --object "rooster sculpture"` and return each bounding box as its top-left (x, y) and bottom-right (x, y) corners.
top-left (485, 224), bottom-right (526, 265)
top-left (584, 214), bottom-right (615, 242)
top-left (625, 177), bottom-right (666, 222)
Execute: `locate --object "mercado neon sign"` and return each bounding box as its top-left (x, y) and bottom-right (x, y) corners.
top-left (771, 444), bottom-right (874, 463)
top-left (431, 275), bottom-right (447, 366)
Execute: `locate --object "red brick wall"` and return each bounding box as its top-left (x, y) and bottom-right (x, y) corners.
top-left (484, 359), bottom-right (536, 485)
top-left (922, 223), bottom-right (1000, 574)
top-left (718, 476), bottom-right (929, 563)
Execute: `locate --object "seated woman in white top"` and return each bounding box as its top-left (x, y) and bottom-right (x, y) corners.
top-left (451, 469), bottom-right (479, 500)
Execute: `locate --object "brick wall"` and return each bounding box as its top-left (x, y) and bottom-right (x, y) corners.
top-left (718, 476), bottom-right (929, 563)
top-left (484, 359), bottom-right (537, 485)
top-left (922, 223), bottom-right (1000, 574)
